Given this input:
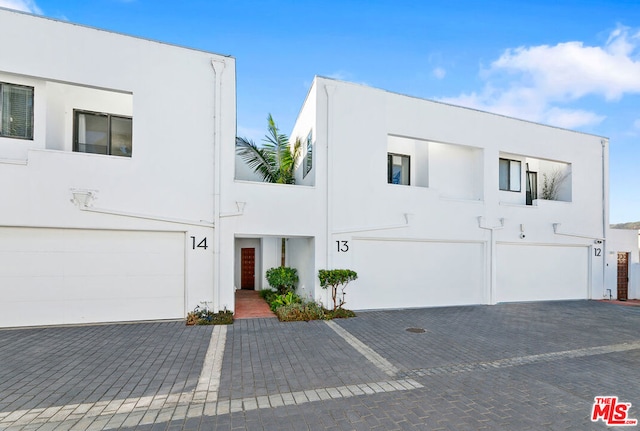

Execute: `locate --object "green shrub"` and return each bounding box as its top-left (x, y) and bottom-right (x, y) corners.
top-left (318, 269), bottom-right (358, 310)
top-left (275, 301), bottom-right (326, 321)
top-left (325, 308), bottom-right (356, 319)
top-left (186, 304), bottom-right (233, 325)
top-left (269, 291), bottom-right (301, 312)
top-left (265, 267), bottom-right (299, 294)
top-left (259, 288), bottom-right (278, 304)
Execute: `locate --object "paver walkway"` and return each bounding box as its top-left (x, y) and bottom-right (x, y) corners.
top-left (234, 290), bottom-right (276, 319)
top-left (1, 300), bottom-right (640, 430)
top-left (598, 298), bottom-right (640, 307)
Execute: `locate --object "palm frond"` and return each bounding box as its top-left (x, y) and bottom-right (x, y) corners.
top-left (235, 136), bottom-right (278, 183)
top-left (277, 137), bottom-right (303, 184)
top-left (236, 113), bottom-right (301, 185)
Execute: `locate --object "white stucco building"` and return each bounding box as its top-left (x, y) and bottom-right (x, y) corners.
top-left (237, 76), bottom-right (635, 311)
top-left (0, 9), bottom-right (636, 328)
top-left (0, 8), bottom-right (235, 327)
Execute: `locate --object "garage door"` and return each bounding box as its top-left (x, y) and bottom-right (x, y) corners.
top-left (496, 244), bottom-right (588, 303)
top-left (350, 239), bottom-right (485, 310)
top-left (0, 228), bottom-right (185, 327)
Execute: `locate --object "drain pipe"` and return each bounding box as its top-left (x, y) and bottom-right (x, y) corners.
top-left (211, 59), bottom-right (225, 313)
top-left (601, 139), bottom-right (609, 299)
top-left (477, 216), bottom-right (505, 305)
top-left (324, 83), bottom-right (336, 308)
top-left (552, 223), bottom-right (604, 241)
top-left (333, 213), bottom-right (412, 234)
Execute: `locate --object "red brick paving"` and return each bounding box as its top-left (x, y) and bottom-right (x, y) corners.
top-left (234, 289), bottom-right (277, 319)
top-left (597, 299), bottom-right (640, 307)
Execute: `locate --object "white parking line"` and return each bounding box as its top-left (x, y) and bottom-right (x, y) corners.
top-left (195, 324), bottom-right (227, 397)
top-left (324, 320), bottom-right (400, 376)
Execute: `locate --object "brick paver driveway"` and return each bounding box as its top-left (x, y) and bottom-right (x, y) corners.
top-left (1, 300), bottom-right (639, 430)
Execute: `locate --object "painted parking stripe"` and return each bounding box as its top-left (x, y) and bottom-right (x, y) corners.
top-left (324, 320), bottom-right (400, 376)
top-left (195, 324), bottom-right (227, 398)
top-left (0, 379), bottom-right (423, 430)
top-left (399, 340), bottom-right (640, 379)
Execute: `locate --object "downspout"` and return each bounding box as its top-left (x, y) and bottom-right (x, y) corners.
top-left (601, 138), bottom-right (609, 299)
top-left (211, 59), bottom-right (225, 313)
top-left (333, 213), bottom-right (412, 234)
top-left (77, 206), bottom-right (214, 228)
top-left (324, 83), bottom-right (335, 307)
top-left (477, 216), bottom-right (504, 305)
top-left (324, 84), bottom-right (335, 267)
top-left (551, 224), bottom-right (604, 241)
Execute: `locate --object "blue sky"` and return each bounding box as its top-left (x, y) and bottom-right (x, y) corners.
top-left (4, 0), bottom-right (640, 223)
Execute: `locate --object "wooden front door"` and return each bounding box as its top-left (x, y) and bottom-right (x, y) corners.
top-left (617, 252), bottom-right (629, 301)
top-left (241, 248), bottom-right (255, 290)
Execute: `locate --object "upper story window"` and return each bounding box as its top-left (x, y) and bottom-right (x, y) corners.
top-left (499, 158), bottom-right (521, 192)
top-left (0, 82), bottom-right (34, 140)
top-left (74, 110), bottom-right (132, 157)
top-left (388, 153), bottom-right (410, 185)
top-left (304, 130), bottom-right (313, 178)
top-left (526, 168), bottom-right (538, 205)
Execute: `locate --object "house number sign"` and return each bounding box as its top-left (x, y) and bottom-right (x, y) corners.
top-left (336, 240), bottom-right (349, 252)
top-left (190, 236), bottom-right (208, 250)
top-left (594, 248), bottom-right (602, 257)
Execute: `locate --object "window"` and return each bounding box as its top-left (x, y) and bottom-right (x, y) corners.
top-left (0, 82), bottom-right (34, 140)
top-left (304, 130), bottom-right (313, 177)
top-left (388, 153), bottom-right (410, 185)
top-left (526, 168), bottom-right (537, 205)
top-left (499, 158), bottom-right (521, 192)
top-left (74, 110), bottom-right (132, 157)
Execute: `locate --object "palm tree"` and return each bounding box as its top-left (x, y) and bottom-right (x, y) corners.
top-left (236, 114), bottom-right (301, 184)
top-left (236, 114), bottom-right (302, 266)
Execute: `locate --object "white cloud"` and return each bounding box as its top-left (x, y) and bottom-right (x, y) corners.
top-left (443, 25), bottom-right (640, 129)
top-left (0, 0), bottom-right (42, 14)
top-left (542, 108), bottom-right (606, 130)
top-left (432, 67), bottom-right (446, 80)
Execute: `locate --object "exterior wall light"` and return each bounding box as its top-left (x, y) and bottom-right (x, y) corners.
top-left (70, 189), bottom-right (95, 208)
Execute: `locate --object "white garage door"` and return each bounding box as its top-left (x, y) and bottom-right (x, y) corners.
top-left (496, 244), bottom-right (588, 303)
top-left (0, 228), bottom-right (185, 327)
top-left (350, 239), bottom-right (485, 310)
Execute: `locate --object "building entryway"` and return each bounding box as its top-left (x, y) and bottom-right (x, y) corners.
top-left (234, 290), bottom-right (276, 319)
top-left (618, 252), bottom-right (629, 301)
top-left (241, 248), bottom-right (255, 290)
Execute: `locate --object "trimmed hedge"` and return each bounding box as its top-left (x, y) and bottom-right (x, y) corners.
top-left (275, 302), bottom-right (326, 322)
top-left (265, 267), bottom-right (299, 294)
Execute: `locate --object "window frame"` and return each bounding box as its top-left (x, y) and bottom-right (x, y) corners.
top-left (303, 130), bottom-right (313, 178)
top-left (526, 170), bottom-right (538, 205)
top-left (499, 158), bottom-right (521, 192)
top-left (387, 152), bottom-right (411, 186)
top-left (73, 109), bottom-right (132, 157)
top-left (0, 82), bottom-right (34, 140)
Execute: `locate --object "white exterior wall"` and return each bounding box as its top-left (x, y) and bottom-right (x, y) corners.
top-left (284, 77), bottom-right (608, 310)
top-left (0, 9), bottom-right (235, 327)
top-left (292, 82), bottom-right (317, 187)
top-left (1, 9), bottom-right (612, 325)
